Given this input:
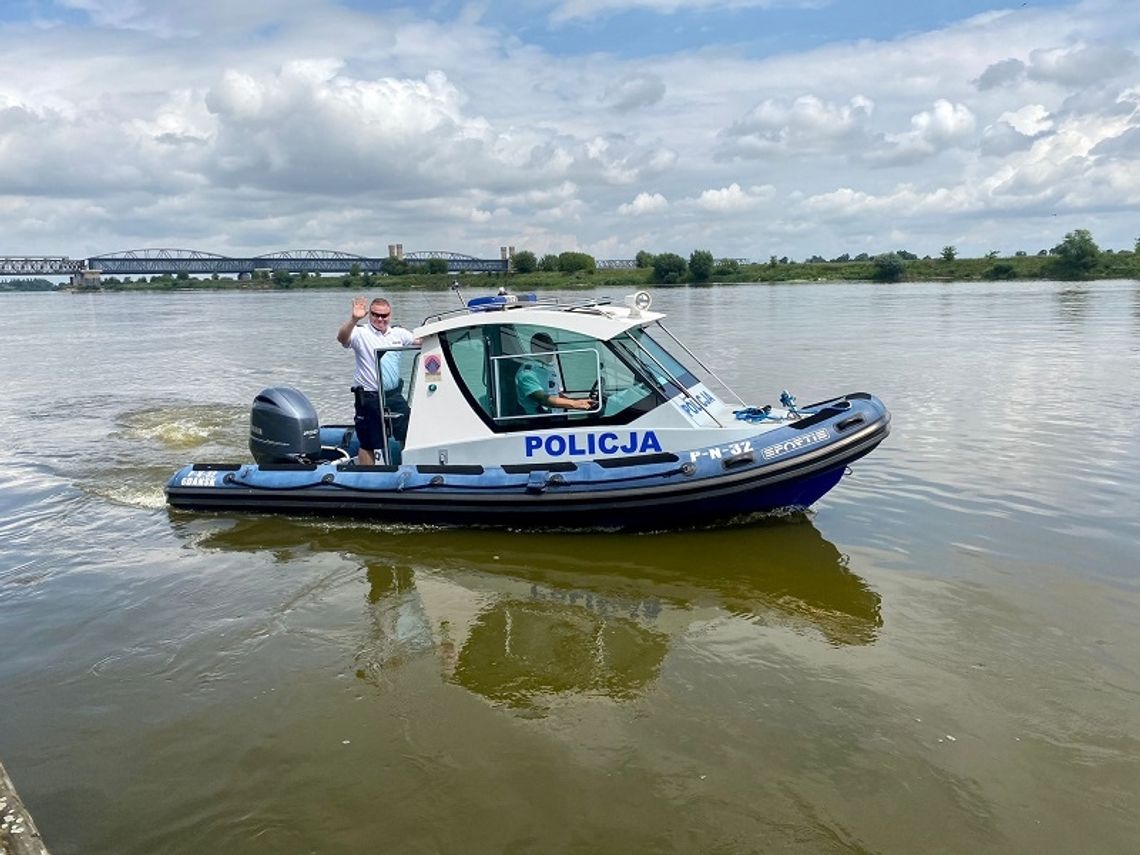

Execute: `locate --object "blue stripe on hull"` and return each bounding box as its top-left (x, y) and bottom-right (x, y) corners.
top-left (166, 393), bottom-right (887, 530)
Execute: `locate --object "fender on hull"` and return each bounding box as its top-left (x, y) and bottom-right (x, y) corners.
top-left (167, 465), bottom-right (849, 528)
top-left (166, 403), bottom-right (888, 529)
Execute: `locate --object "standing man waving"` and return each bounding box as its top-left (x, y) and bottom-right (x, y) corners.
top-left (337, 296), bottom-right (416, 465)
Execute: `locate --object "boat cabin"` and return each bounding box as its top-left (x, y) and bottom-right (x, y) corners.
top-left (372, 293), bottom-right (759, 467)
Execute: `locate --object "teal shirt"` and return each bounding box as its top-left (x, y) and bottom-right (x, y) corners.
top-left (515, 361), bottom-right (561, 414)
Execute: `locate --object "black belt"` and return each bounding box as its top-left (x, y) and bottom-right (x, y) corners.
top-left (352, 383), bottom-right (403, 404)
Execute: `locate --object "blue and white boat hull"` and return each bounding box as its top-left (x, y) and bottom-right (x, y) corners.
top-left (165, 392), bottom-right (889, 528)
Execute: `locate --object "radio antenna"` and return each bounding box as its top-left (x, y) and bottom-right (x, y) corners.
top-left (450, 280), bottom-right (466, 309)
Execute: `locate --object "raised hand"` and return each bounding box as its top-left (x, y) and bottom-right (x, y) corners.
top-left (351, 296), bottom-right (367, 320)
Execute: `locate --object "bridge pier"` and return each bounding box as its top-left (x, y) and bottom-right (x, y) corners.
top-left (70, 270), bottom-right (102, 289)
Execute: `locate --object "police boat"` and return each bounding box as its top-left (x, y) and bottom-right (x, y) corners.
top-left (165, 290), bottom-right (890, 528)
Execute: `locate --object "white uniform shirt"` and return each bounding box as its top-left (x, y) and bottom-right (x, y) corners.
top-left (344, 323), bottom-right (416, 391)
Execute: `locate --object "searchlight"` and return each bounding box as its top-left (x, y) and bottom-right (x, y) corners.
top-left (624, 290), bottom-right (653, 317)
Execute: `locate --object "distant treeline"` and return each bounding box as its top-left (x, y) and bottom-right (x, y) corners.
top-left (74, 228), bottom-right (1138, 291)
top-left (0, 277), bottom-right (56, 291)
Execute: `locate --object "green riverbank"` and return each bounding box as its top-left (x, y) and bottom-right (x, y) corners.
top-left (69, 250), bottom-right (1139, 293)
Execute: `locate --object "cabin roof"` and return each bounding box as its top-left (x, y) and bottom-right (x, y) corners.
top-left (414, 301), bottom-right (664, 341)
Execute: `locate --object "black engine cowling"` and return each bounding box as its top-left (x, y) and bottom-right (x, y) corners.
top-left (249, 387), bottom-right (321, 464)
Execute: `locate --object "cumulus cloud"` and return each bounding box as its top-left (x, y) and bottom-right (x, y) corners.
top-left (0, 95), bottom-right (204, 198)
top-left (0, 35), bottom-right (680, 251)
top-left (498, 181), bottom-right (581, 212)
top-left (601, 73), bottom-right (666, 112)
top-left (570, 134), bottom-right (677, 185)
top-left (618, 191), bottom-right (669, 215)
top-left (1090, 126), bottom-right (1140, 159)
top-left (909, 100), bottom-right (976, 142)
top-left (974, 58), bottom-right (1026, 91)
top-left (202, 65), bottom-right (492, 195)
top-left (1001, 104), bottom-right (1054, 137)
top-left (206, 63), bottom-right (463, 139)
top-left (973, 44), bottom-right (1138, 92)
top-left (3, 0), bottom-right (1140, 260)
top-left (200, 64), bottom-right (678, 199)
top-left (800, 97), bottom-right (1140, 233)
top-left (1027, 43), bottom-right (1139, 86)
top-left (718, 94), bottom-right (874, 159)
top-left (1056, 85), bottom-right (1140, 120)
top-left (866, 100), bottom-right (976, 166)
top-left (693, 183), bottom-right (772, 213)
top-left (981, 105), bottom-right (1055, 158)
top-left (980, 122), bottom-right (1037, 158)
top-left (799, 183), bottom-right (979, 224)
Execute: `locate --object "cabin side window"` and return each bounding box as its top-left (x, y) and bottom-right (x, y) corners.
top-left (491, 324), bottom-right (601, 421)
top-left (439, 327), bottom-right (494, 420)
top-left (439, 322), bottom-right (671, 431)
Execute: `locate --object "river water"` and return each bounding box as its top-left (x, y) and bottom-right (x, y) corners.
top-left (1, 281), bottom-right (1138, 853)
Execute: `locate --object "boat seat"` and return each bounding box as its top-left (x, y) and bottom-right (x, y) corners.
top-left (496, 358), bottom-right (526, 418)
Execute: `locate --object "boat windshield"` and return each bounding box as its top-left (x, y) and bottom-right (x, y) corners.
top-left (609, 325), bottom-right (699, 397)
top-left (439, 321), bottom-right (692, 431)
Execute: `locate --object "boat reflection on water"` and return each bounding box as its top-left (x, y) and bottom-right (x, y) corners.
top-left (448, 591), bottom-right (670, 708)
top-left (185, 516), bottom-right (882, 710)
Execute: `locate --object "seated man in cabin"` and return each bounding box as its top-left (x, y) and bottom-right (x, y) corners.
top-left (515, 332), bottom-right (595, 414)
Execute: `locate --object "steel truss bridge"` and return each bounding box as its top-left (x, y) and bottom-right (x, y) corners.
top-left (0, 249), bottom-right (727, 279)
top-left (0, 256), bottom-right (87, 276)
top-left (86, 248), bottom-right (509, 276)
top-left (0, 248), bottom-right (510, 278)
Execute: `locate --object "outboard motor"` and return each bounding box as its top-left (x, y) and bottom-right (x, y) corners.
top-left (249, 387), bottom-right (321, 464)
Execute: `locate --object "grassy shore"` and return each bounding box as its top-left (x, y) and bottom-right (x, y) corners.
top-left (65, 250), bottom-right (1140, 293)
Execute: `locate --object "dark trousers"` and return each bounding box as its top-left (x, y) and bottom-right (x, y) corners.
top-left (352, 385), bottom-right (409, 450)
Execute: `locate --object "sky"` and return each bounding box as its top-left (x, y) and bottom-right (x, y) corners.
top-left (1, 0), bottom-right (1138, 262)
